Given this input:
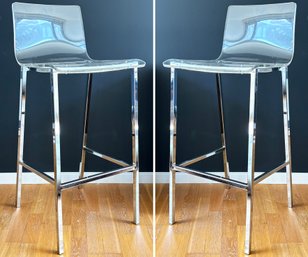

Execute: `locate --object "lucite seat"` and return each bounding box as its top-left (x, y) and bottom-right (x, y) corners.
top-left (12, 2), bottom-right (145, 254)
top-left (164, 2), bottom-right (296, 255)
top-left (20, 59), bottom-right (145, 73)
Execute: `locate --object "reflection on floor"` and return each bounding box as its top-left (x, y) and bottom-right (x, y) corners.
top-left (0, 184), bottom-right (152, 257)
top-left (156, 184), bottom-right (308, 257)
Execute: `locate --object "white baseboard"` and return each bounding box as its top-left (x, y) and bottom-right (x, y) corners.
top-left (0, 172), bottom-right (153, 184)
top-left (155, 171), bottom-right (308, 184)
top-left (0, 171), bottom-right (307, 184)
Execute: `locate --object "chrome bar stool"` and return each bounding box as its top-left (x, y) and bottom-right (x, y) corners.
top-left (163, 2), bottom-right (296, 254)
top-left (12, 2), bottom-right (145, 254)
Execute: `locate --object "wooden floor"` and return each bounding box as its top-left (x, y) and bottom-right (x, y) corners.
top-left (156, 184), bottom-right (308, 257)
top-left (2, 184), bottom-right (308, 257)
top-left (0, 184), bottom-right (152, 257)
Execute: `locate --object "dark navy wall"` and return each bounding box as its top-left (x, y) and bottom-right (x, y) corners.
top-left (2, 0), bottom-right (307, 176)
top-left (157, 0), bottom-right (308, 173)
top-left (0, 0), bottom-right (152, 173)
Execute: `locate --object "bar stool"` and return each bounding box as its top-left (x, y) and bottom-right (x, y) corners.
top-left (12, 2), bottom-right (145, 254)
top-left (163, 2), bottom-right (296, 254)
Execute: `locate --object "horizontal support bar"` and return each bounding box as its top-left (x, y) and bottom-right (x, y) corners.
top-left (173, 165), bottom-right (247, 190)
top-left (179, 146), bottom-right (225, 168)
top-left (19, 161), bottom-right (54, 184)
top-left (254, 162), bottom-right (289, 184)
top-left (84, 146), bottom-right (130, 167)
top-left (60, 166), bottom-right (134, 190)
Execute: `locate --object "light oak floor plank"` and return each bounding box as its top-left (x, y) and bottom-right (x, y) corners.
top-left (0, 184), bottom-right (152, 257)
top-left (156, 184), bottom-right (308, 257)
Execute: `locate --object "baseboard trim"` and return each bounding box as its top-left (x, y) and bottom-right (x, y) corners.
top-left (155, 171), bottom-right (308, 184)
top-left (0, 172), bottom-right (153, 184)
top-left (0, 171), bottom-right (307, 184)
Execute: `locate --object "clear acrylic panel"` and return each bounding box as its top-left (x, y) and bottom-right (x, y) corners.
top-left (164, 2), bottom-right (296, 73)
top-left (219, 2), bottom-right (296, 64)
top-left (12, 2), bottom-right (88, 64)
top-left (12, 2), bottom-right (145, 72)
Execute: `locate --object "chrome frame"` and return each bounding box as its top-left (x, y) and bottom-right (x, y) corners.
top-left (216, 74), bottom-right (230, 180)
top-left (169, 68), bottom-right (177, 225)
top-left (244, 70), bottom-right (258, 254)
top-left (168, 68), bottom-right (293, 255)
top-left (15, 67), bottom-right (140, 254)
top-left (50, 71), bottom-right (64, 254)
top-left (132, 67), bottom-right (140, 224)
top-left (281, 67), bottom-right (293, 209)
top-left (16, 66), bottom-right (28, 208)
top-left (79, 73), bottom-right (93, 181)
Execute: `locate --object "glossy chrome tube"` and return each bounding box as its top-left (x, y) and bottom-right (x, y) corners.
top-left (16, 66), bottom-right (28, 208)
top-left (174, 165), bottom-right (247, 190)
top-left (244, 71), bottom-right (258, 255)
top-left (169, 68), bottom-right (177, 225)
top-left (50, 71), bottom-right (64, 255)
top-left (215, 74), bottom-right (230, 179)
top-left (254, 162), bottom-right (289, 184)
top-left (61, 166), bottom-right (134, 190)
top-left (79, 73), bottom-right (93, 180)
top-left (179, 147), bottom-right (225, 168)
top-left (84, 146), bottom-right (130, 167)
top-left (132, 68), bottom-right (140, 224)
top-left (281, 67), bottom-right (293, 208)
top-left (19, 161), bottom-right (54, 184)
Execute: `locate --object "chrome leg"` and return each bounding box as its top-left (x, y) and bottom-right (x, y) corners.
top-left (132, 68), bottom-right (140, 224)
top-left (169, 68), bottom-right (177, 225)
top-left (50, 71), bottom-right (64, 255)
top-left (215, 73), bottom-right (230, 179)
top-left (16, 67), bottom-right (28, 208)
top-left (169, 169), bottom-right (175, 224)
top-left (244, 71), bottom-right (258, 255)
top-left (281, 67), bottom-right (293, 208)
top-left (79, 73), bottom-right (93, 180)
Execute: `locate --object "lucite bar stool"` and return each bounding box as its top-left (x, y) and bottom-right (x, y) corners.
top-left (12, 2), bottom-right (145, 254)
top-left (163, 2), bottom-right (296, 255)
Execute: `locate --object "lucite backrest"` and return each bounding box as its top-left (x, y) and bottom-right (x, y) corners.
top-left (219, 2), bottom-right (296, 65)
top-left (12, 2), bottom-right (90, 65)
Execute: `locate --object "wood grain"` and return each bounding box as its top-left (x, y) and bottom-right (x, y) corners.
top-left (156, 184), bottom-right (308, 257)
top-left (0, 184), bottom-right (152, 257)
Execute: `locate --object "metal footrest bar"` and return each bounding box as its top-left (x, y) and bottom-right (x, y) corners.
top-left (19, 161), bottom-right (54, 184)
top-left (173, 165), bottom-right (248, 190)
top-left (179, 146), bottom-right (225, 167)
top-left (254, 161), bottom-right (289, 184)
top-left (60, 165), bottom-right (134, 190)
top-left (84, 146), bottom-right (130, 167)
